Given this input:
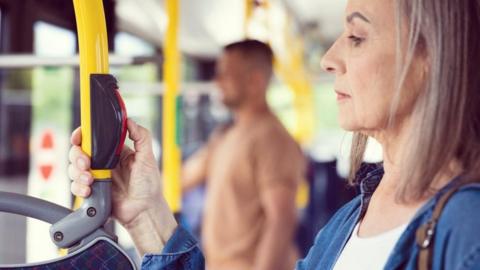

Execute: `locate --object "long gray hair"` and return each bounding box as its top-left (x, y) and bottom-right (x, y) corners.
top-left (349, 0), bottom-right (480, 202)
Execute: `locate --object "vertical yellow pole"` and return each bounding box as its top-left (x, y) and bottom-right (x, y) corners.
top-left (274, 45), bottom-right (315, 143)
top-left (163, 0), bottom-right (182, 213)
top-left (73, 0), bottom-right (109, 159)
top-left (245, 0), bottom-right (254, 36)
top-left (245, 0), bottom-right (314, 143)
top-left (72, 0), bottom-right (111, 211)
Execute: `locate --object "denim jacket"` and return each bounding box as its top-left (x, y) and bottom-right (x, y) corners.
top-left (141, 165), bottom-right (480, 270)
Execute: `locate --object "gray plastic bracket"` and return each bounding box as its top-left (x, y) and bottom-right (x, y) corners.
top-left (49, 180), bottom-right (112, 248)
top-left (67, 227), bottom-right (117, 253)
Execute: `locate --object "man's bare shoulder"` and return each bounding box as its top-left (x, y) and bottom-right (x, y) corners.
top-left (250, 114), bottom-right (299, 150)
top-left (209, 122), bottom-right (234, 142)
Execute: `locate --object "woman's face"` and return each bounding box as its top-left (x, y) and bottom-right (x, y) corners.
top-left (321, 0), bottom-right (424, 133)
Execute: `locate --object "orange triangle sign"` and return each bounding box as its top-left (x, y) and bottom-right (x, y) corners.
top-left (41, 132), bottom-right (54, 149)
top-left (40, 165), bottom-right (53, 181)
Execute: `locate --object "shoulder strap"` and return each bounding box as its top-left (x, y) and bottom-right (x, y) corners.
top-left (416, 183), bottom-right (464, 270)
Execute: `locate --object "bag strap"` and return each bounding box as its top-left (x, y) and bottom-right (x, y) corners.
top-left (415, 183), bottom-right (464, 270)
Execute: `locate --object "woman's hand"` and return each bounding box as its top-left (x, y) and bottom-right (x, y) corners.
top-left (68, 119), bottom-right (177, 254)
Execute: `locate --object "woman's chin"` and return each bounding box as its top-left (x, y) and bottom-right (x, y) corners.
top-left (338, 117), bottom-right (361, 132)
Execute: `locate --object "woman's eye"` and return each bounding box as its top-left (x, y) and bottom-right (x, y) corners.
top-left (348, 35), bottom-right (365, 47)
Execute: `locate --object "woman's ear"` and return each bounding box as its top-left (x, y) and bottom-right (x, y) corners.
top-left (408, 47), bottom-right (430, 98)
top-left (417, 39), bottom-right (431, 80)
top-left (421, 54), bottom-right (430, 83)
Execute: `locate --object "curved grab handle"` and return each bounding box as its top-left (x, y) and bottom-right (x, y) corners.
top-left (0, 191), bottom-right (116, 252)
top-left (0, 189), bottom-right (112, 249)
top-left (0, 191), bottom-right (71, 224)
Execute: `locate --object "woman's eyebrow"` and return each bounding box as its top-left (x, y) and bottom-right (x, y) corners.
top-left (346, 12), bottom-right (371, 24)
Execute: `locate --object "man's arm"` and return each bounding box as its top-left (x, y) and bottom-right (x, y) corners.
top-left (181, 148), bottom-right (209, 192)
top-left (181, 126), bottom-right (228, 192)
top-left (253, 185), bottom-right (298, 270)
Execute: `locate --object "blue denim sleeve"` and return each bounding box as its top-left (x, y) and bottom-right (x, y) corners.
top-left (295, 196), bottom-right (362, 270)
top-left (141, 226), bottom-right (205, 270)
top-left (433, 186), bottom-right (480, 270)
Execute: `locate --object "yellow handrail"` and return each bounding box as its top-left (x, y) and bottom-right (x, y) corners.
top-left (244, 0), bottom-right (314, 143)
top-left (163, 0), bottom-right (182, 213)
top-left (73, 0), bottom-right (111, 180)
top-left (72, 0), bottom-right (111, 210)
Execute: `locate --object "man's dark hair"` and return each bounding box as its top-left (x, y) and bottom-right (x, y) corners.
top-left (224, 39), bottom-right (274, 77)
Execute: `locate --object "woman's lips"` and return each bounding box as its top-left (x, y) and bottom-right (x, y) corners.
top-left (335, 90), bottom-right (351, 101)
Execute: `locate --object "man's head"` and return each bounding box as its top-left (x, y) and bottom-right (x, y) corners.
top-left (215, 40), bottom-right (274, 109)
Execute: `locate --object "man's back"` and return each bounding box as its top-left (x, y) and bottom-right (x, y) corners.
top-left (202, 112), bottom-right (305, 270)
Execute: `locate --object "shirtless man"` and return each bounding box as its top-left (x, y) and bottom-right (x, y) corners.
top-left (181, 40), bottom-right (305, 270)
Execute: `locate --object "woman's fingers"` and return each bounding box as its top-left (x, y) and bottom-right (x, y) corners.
top-left (71, 181), bottom-right (91, 197)
top-left (69, 127), bottom-right (90, 173)
top-left (69, 127), bottom-right (93, 198)
top-left (70, 127), bottom-right (82, 146)
top-left (67, 164), bottom-right (92, 184)
top-left (68, 145), bottom-right (90, 171)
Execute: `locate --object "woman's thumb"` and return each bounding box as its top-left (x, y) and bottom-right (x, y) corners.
top-left (126, 119), bottom-right (153, 154)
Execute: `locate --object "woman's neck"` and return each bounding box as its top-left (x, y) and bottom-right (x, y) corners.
top-left (369, 118), bottom-right (412, 195)
top-left (358, 117), bottom-right (462, 237)
top-left (369, 116), bottom-right (460, 202)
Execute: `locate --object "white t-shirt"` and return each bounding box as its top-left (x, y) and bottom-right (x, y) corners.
top-left (333, 222), bottom-right (408, 270)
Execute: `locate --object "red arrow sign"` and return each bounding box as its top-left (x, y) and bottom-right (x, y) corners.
top-left (40, 165), bottom-right (53, 181)
top-left (41, 132), bottom-right (54, 149)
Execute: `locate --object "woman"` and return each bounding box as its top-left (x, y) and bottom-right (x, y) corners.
top-left (69, 0), bottom-right (480, 269)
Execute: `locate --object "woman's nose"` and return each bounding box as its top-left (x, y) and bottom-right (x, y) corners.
top-left (320, 40), bottom-right (345, 75)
